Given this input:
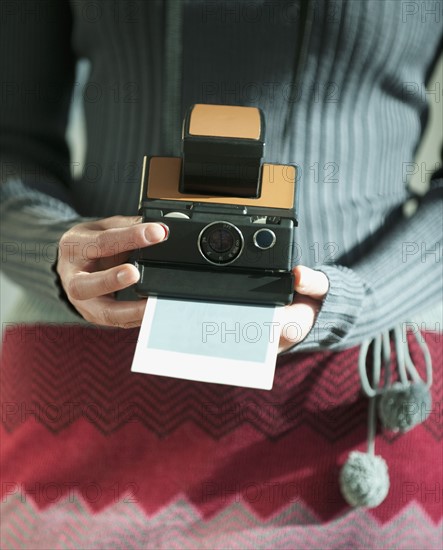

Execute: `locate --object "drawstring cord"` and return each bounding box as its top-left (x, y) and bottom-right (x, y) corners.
top-left (340, 325), bottom-right (433, 508)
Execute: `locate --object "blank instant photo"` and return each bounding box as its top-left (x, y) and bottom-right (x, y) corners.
top-left (131, 297), bottom-right (284, 390)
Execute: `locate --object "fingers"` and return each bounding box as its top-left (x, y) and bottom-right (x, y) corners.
top-left (67, 263), bottom-right (140, 301)
top-left (278, 295), bottom-right (319, 353)
top-left (88, 215), bottom-right (143, 230)
top-left (56, 216), bottom-right (168, 327)
top-left (59, 220), bottom-right (168, 264)
top-left (279, 266), bottom-right (330, 353)
top-left (293, 265), bottom-right (329, 300)
top-left (77, 296), bottom-right (148, 328)
top-left (92, 222), bottom-right (168, 259)
top-left (88, 223), bottom-right (168, 260)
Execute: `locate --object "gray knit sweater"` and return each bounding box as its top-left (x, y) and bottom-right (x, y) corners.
top-left (1, 0), bottom-right (442, 351)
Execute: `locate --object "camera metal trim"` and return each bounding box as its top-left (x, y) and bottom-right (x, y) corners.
top-left (253, 228), bottom-right (277, 250)
top-left (198, 220), bottom-right (244, 266)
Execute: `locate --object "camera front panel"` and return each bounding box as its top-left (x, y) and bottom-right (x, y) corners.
top-left (137, 209), bottom-right (294, 272)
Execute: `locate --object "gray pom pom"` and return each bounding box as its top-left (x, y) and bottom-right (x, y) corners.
top-left (340, 451), bottom-right (389, 508)
top-left (378, 382), bottom-right (432, 432)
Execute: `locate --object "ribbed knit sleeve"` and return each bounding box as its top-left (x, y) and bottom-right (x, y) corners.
top-left (296, 179), bottom-right (442, 352)
top-left (0, 180), bottom-right (91, 312)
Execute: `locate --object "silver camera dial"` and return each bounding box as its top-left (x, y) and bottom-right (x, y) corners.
top-left (198, 221), bottom-right (244, 265)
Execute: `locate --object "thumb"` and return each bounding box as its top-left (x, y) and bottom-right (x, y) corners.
top-left (293, 265), bottom-right (329, 300)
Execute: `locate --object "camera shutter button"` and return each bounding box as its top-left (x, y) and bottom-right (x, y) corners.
top-left (253, 229), bottom-right (276, 250)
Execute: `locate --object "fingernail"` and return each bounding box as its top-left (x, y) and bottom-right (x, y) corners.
top-left (294, 267), bottom-right (304, 289)
top-left (117, 269), bottom-right (134, 284)
top-left (159, 223), bottom-right (170, 240)
top-left (145, 224), bottom-right (168, 243)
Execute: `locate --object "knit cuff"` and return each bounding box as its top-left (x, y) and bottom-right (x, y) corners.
top-left (289, 264), bottom-right (367, 353)
top-left (0, 179), bottom-right (93, 317)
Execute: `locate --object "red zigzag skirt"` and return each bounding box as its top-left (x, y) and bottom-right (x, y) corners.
top-left (1, 325), bottom-right (442, 549)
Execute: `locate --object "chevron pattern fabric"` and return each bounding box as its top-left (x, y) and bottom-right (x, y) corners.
top-left (1, 325), bottom-right (442, 548)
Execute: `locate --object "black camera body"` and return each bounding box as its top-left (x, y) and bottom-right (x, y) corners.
top-left (133, 104), bottom-right (299, 306)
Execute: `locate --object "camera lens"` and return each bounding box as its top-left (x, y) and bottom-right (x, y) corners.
top-left (199, 222), bottom-right (243, 265)
top-left (207, 228), bottom-right (234, 253)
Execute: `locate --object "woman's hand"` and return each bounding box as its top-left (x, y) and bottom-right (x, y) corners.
top-left (57, 215), bottom-right (168, 328)
top-left (278, 265), bottom-right (329, 353)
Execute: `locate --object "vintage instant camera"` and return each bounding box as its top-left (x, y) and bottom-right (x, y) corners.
top-left (133, 104), bottom-right (299, 306)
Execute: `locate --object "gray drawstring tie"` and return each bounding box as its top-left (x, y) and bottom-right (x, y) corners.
top-left (340, 325), bottom-right (433, 508)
